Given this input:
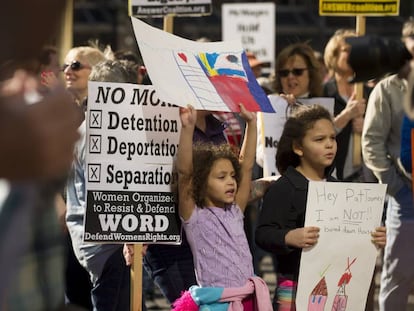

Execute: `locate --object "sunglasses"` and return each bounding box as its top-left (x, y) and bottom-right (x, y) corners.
top-left (278, 68), bottom-right (308, 78)
top-left (62, 61), bottom-right (91, 72)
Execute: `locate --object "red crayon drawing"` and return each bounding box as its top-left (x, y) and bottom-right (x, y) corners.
top-left (331, 257), bottom-right (357, 311)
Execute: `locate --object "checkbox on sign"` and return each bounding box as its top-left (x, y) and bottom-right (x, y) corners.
top-left (89, 110), bottom-right (102, 129)
top-left (88, 164), bottom-right (101, 183)
top-left (89, 135), bottom-right (102, 154)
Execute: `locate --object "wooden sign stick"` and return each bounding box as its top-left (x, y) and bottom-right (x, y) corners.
top-left (352, 15), bottom-right (366, 167)
top-left (131, 244), bottom-right (143, 311)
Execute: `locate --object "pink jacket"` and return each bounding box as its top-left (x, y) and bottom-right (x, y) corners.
top-left (172, 276), bottom-right (273, 311)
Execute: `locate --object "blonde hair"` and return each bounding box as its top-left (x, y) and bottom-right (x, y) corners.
top-left (323, 29), bottom-right (356, 72)
top-left (66, 46), bottom-right (106, 67)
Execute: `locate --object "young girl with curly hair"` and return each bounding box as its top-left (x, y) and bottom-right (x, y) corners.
top-left (175, 104), bottom-right (272, 311)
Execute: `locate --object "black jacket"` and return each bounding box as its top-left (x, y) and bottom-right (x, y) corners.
top-left (255, 166), bottom-right (336, 280)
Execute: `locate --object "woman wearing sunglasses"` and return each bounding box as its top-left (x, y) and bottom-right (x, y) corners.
top-left (63, 46), bottom-right (106, 106)
top-left (61, 46), bottom-right (107, 309)
top-left (275, 43), bottom-right (323, 102)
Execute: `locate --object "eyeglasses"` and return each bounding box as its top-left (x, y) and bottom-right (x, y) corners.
top-left (278, 68), bottom-right (308, 78)
top-left (62, 61), bottom-right (91, 72)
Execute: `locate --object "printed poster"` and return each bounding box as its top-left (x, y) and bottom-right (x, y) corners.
top-left (319, 0), bottom-right (399, 16)
top-left (84, 81), bottom-right (181, 244)
top-left (129, 0), bottom-right (212, 17)
top-left (296, 182), bottom-right (386, 311)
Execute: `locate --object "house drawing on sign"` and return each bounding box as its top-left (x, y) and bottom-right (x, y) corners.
top-left (308, 265), bottom-right (330, 311)
top-left (331, 257), bottom-right (357, 311)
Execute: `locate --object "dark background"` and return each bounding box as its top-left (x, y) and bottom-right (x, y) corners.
top-left (73, 0), bottom-right (414, 59)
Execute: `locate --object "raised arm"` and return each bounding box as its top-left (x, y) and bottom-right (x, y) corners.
top-left (177, 105), bottom-right (197, 220)
top-left (236, 104), bottom-right (257, 212)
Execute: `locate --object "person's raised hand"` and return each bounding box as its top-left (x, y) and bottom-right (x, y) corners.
top-left (179, 105), bottom-right (197, 129)
top-left (239, 103), bottom-right (256, 123)
top-left (346, 93), bottom-right (366, 119)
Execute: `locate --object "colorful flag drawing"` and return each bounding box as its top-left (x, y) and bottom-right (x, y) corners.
top-left (131, 17), bottom-right (274, 113)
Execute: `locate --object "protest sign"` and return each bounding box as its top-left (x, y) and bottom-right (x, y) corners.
top-left (131, 17), bottom-right (274, 113)
top-left (296, 181), bottom-right (386, 311)
top-left (129, 0), bottom-right (212, 17)
top-left (84, 81), bottom-right (181, 244)
top-left (319, 0), bottom-right (399, 16)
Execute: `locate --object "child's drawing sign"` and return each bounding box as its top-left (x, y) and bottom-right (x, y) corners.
top-left (130, 17), bottom-right (274, 113)
top-left (296, 182), bottom-right (387, 311)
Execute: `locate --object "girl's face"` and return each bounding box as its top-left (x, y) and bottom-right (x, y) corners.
top-left (294, 119), bottom-right (337, 177)
top-left (63, 50), bottom-right (92, 99)
top-left (205, 158), bottom-right (237, 208)
top-left (279, 54), bottom-right (310, 97)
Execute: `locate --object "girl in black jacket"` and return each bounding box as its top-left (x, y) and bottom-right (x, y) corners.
top-left (255, 104), bottom-right (386, 310)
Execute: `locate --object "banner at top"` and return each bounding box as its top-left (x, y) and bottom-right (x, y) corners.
top-left (129, 0), bottom-right (212, 17)
top-left (319, 0), bottom-right (399, 16)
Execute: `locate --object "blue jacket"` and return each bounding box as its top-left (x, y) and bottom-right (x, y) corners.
top-left (400, 114), bottom-right (414, 173)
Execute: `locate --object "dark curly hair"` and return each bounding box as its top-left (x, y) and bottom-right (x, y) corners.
top-left (191, 142), bottom-right (241, 207)
top-left (276, 104), bottom-right (333, 175)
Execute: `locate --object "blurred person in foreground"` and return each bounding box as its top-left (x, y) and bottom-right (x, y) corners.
top-left (0, 1), bottom-right (81, 310)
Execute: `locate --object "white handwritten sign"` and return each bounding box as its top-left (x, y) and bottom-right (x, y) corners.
top-left (296, 181), bottom-right (386, 311)
top-left (131, 17), bottom-right (274, 113)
